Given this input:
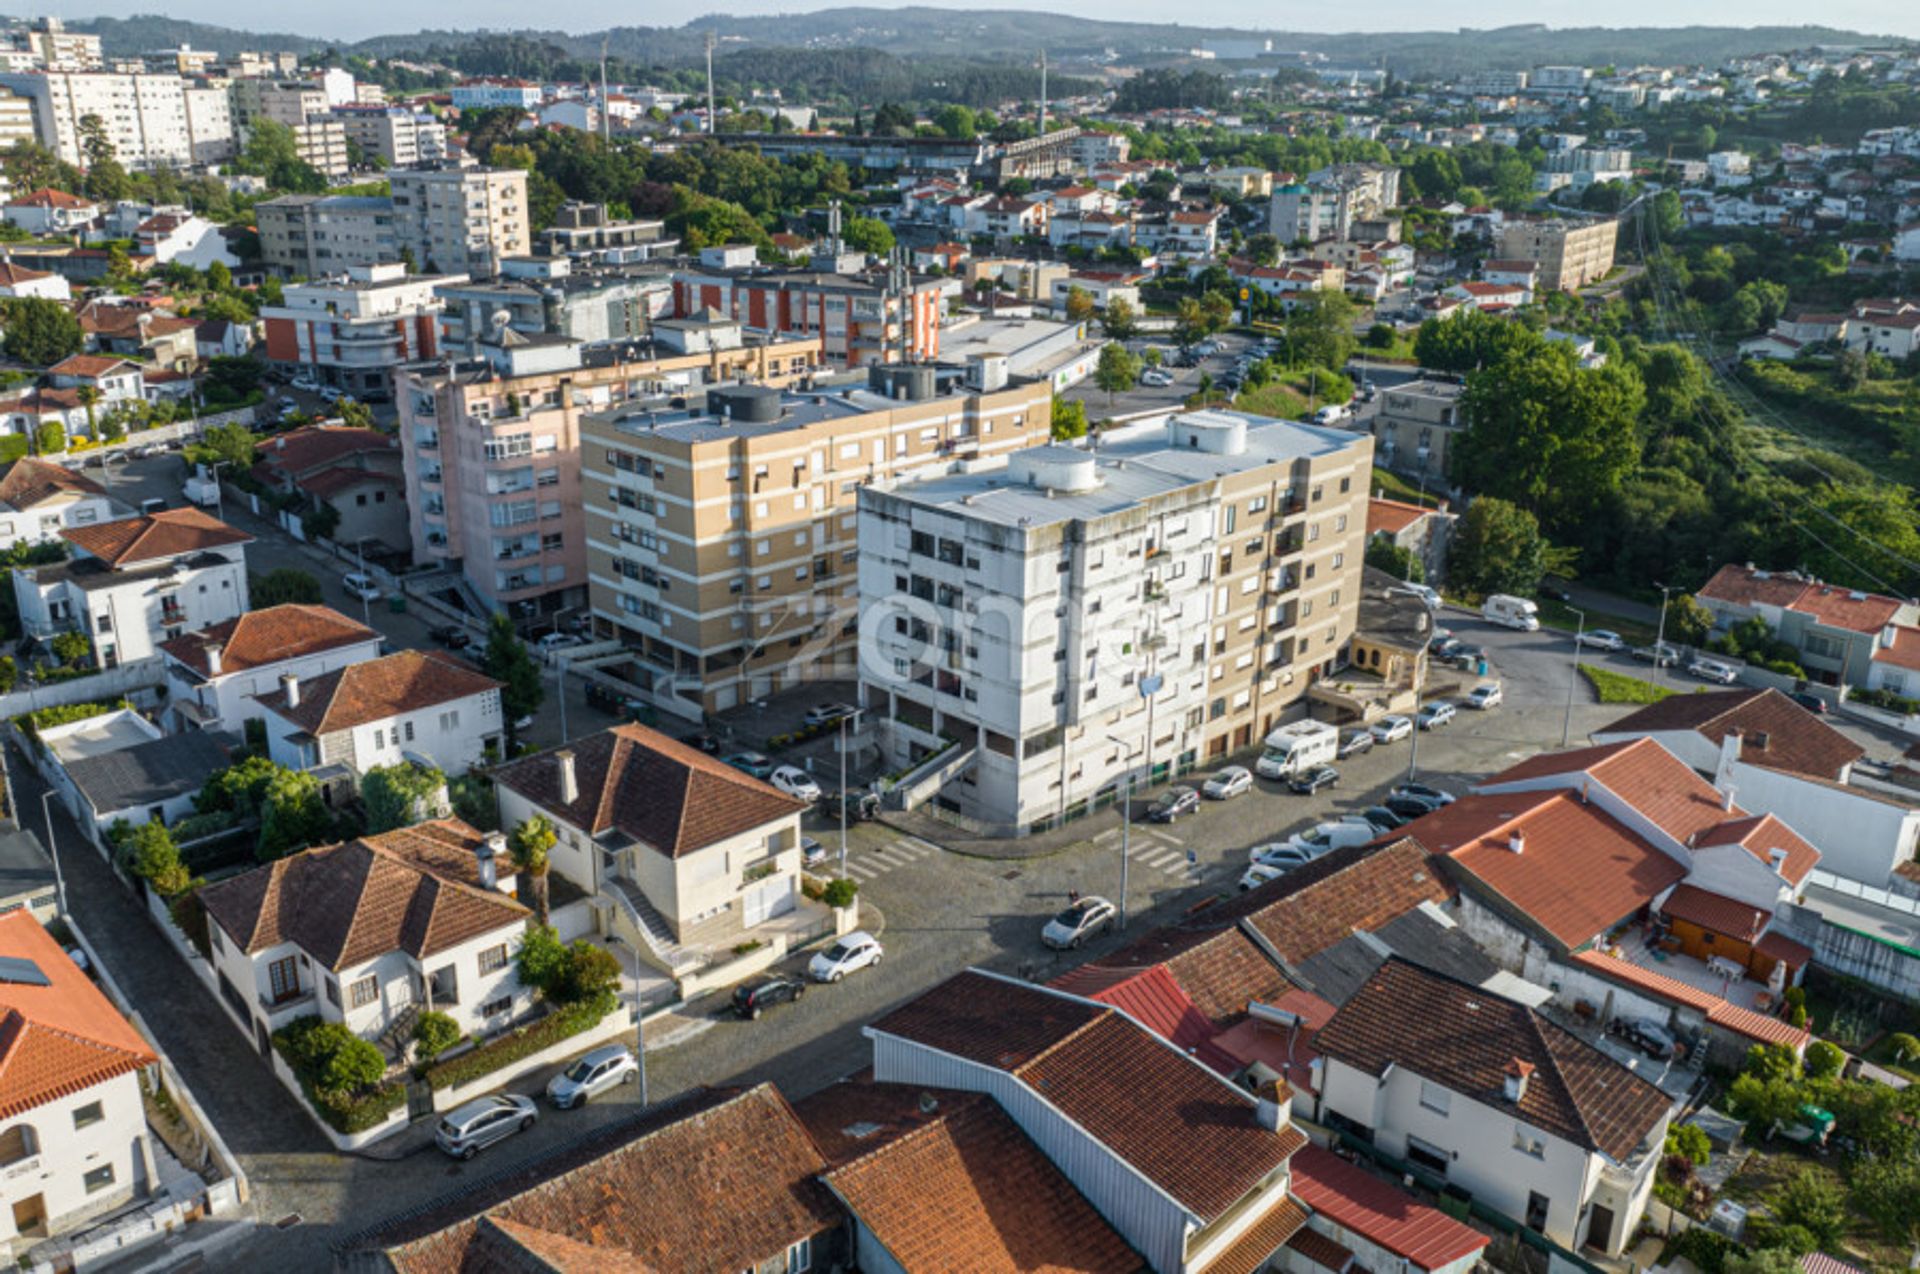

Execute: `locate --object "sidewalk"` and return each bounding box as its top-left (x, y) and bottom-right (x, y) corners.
top-left (879, 799), bottom-right (1131, 862)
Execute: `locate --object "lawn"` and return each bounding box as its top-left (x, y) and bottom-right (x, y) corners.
top-left (1368, 467), bottom-right (1445, 508)
top-left (1580, 664), bottom-right (1675, 704)
top-left (1536, 598), bottom-right (1660, 647)
top-left (1231, 382), bottom-right (1312, 419)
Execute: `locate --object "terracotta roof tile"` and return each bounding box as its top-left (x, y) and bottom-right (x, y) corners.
top-left (199, 819), bottom-right (527, 970)
top-left (1048, 962), bottom-right (1236, 1072)
top-left (1569, 950), bottom-right (1810, 1049)
top-left (7, 189), bottom-right (92, 209)
top-left (1661, 883), bottom-right (1768, 943)
top-left (1367, 497), bottom-right (1435, 537)
top-left (0, 263), bottom-right (52, 285)
top-left (493, 724), bottom-right (804, 860)
top-left (48, 354), bottom-right (136, 379)
top-left (1050, 921), bottom-right (1293, 1030)
top-left (1698, 564), bottom-right (1818, 611)
top-left (1285, 1223), bottom-right (1355, 1271)
top-left (1239, 838), bottom-right (1453, 964)
top-left (1480, 737), bottom-right (1735, 846)
top-left (0, 912), bottom-right (154, 1119)
top-left (0, 456), bottom-right (105, 510)
top-left (254, 425), bottom-right (397, 478)
top-left (158, 604), bottom-right (378, 679)
top-left (297, 467), bottom-right (401, 500)
top-left (822, 1088), bottom-right (1146, 1273)
top-left (1597, 688), bottom-right (1864, 781)
top-left (1757, 929), bottom-right (1813, 967)
top-left (1699, 564), bottom-right (1908, 633)
top-left (1696, 813), bottom-right (1821, 886)
top-left (1195, 1197), bottom-right (1309, 1274)
top-left (63, 506), bottom-right (250, 567)
top-left (1875, 626), bottom-right (1920, 673)
top-left (1288, 1145), bottom-right (1488, 1272)
top-left (253, 649), bottom-right (500, 736)
top-left (1314, 960), bottom-right (1670, 1161)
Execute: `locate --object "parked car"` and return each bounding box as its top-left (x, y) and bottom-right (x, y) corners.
top-left (1687, 656), bottom-right (1739, 685)
top-left (1247, 841), bottom-right (1327, 871)
top-left (1349, 805), bottom-right (1408, 834)
top-left (808, 931), bottom-right (883, 983)
top-left (1239, 861), bottom-right (1288, 891)
top-left (1388, 583), bottom-right (1441, 609)
top-left (1466, 683), bottom-right (1504, 710)
top-left (1338, 729), bottom-right (1375, 759)
top-left (1538, 582), bottom-right (1573, 603)
top-left (1201, 766), bottom-right (1253, 800)
top-left (723, 751), bottom-right (776, 779)
top-left (1286, 822), bottom-right (1377, 856)
top-left (341, 572), bottom-right (380, 601)
top-left (824, 790), bottom-right (880, 823)
top-left (1042, 896), bottom-right (1117, 950)
top-left (1390, 781), bottom-right (1455, 806)
top-left (1147, 786), bottom-right (1201, 823)
top-left (1632, 641), bottom-right (1681, 667)
top-left (1369, 715), bottom-right (1414, 744)
top-left (1611, 1017), bottom-right (1676, 1060)
top-left (1788, 691), bottom-right (1829, 715)
top-left (545, 1044), bottom-right (639, 1109)
top-left (769, 766), bottom-right (822, 802)
top-left (679, 732), bottom-right (722, 754)
top-left (1139, 369), bottom-right (1174, 388)
top-left (436, 1094), bottom-right (537, 1159)
top-left (1288, 765), bottom-right (1340, 795)
top-left (1416, 701), bottom-right (1457, 730)
top-left (731, 974), bottom-right (806, 1019)
top-left (1579, 630), bottom-right (1627, 652)
top-left (803, 703), bottom-right (859, 728)
top-left (428, 624), bottom-right (471, 650)
top-left (536, 632), bottom-right (584, 652)
top-left (1384, 793), bottom-right (1444, 821)
top-left (801, 836), bottom-right (828, 868)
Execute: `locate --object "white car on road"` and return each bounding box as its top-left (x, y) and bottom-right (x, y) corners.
top-left (341, 572), bottom-right (380, 601)
top-left (1578, 630), bottom-right (1627, 652)
top-left (809, 931), bottom-right (883, 982)
top-left (769, 766), bottom-right (822, 802)
top-left (1369, 715), bottom-right (1414, 744)
top-left (1042, 897), bottom-right (1117, 950)
top-left (1466, 683), bottom-right (1503, 710)
top-left (1201, 766), bottom-right (1253, 800)
top-left (1688, 657), bottom-right (1739, 685)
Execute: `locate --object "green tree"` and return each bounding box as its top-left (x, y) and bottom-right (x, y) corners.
top-left (1724, 1250), bottom-right (1806, 1274)
top-left (1094, 342), bottom-right (1140, 408)
top-left (931, 104), bottom-right (976, 139)
top-left (822, 877), bottom-right (858, 908)
top-left (361, 762), bottom-right (447, 833)
top-left (509, 815), bottom-right (556, 925)
top-left (1063, 285), bottom-right (1095, 325)
top-left (1366, 322), bottom-right (1397, 350)
top-left (320, 1034), bottom-right (386, 1092)
top-left (1888, 1031), bottom-right (1920, 1064)
top-left (123, 821), bottom-right (190, 897)
top-left (251, 568), bottom-right (323, 606)
top-left (258, 768), bottom-right (334, 861)
top-left (76, 114), bottom-right (131, 202)
top-left (74, 385), bottom-right (100, 439)
top-left (1366, 538), bottom-right (1424, 582)
top-left (206, 260), bottom-right (233, 293)
top-left (34, 421), bottom-right (65, 455)
top-left (1803, 1038), bottom-right (1845, 1079)
top-left (1050, 398), bottom-right (1088, 441)
top-left (411, 1011), bottom-right (462, 1062)
top-left (1450, 498), bottom-right (1547, 597)
top-left (482, 614), bottom-right (543, 744)
top-left (1744, 1043), bottom-right (1802, 1083)
top-left (1244, 232), bottom-right (1280, 266)
top-left (1414, 307), bottom-right (1543, 374)
top-left (514, 924), bottom-right (569, 1000)
top-left (237, 119), bottom-right (325, 194)
top-left (1283, 289), bottom-right (1357, 371)
top-left (1101, 296), bottom-right (1137, 340)
top-left (841, 215), bottom-right (894, 257)
top-left (1665, 1123), bottom-right (1711, 1167)
top-left (1175, 296), bottom-right (1207, 349)
top-left (1665, 593), bottom-right (1715, 647)
top-left (1772, 1170), bottom-right (1846, 1250)
top-left (1834, 349), bottom-right (1868, 392)
top-left (336, 397), bottom-right (374, 430)
top-left (187, 421), bottom-right (257, 472)
top-left (1851, 1157), bottom-right (1920, 1250)
top-left (2, 297), bottom-right (83, 366)
top-left (50, 630), bottom-right (90, 666)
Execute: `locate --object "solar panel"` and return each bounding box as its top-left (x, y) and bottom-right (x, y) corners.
top-left (0, 957), bottom-right (49, 987)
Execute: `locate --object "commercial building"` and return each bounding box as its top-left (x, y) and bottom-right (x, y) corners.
top-left (261, 263), bottom-right (462, 399)
top-left (671, 263), bottom-right (945, 367)
top-left (579, 362), bottom-right (1055, 718)
top-left (857, 409), bottom-right (1372, 831)
top-left (396, 326), bottom-right (825, 618)
top-left (0, 71), bottom-right (232, 170)
top-left (389, 166), bottom-right (530, 278)
top-left (255, 194), bottom-right (396, 276)
top-left (331, 105), bottom-right (446, 168)
top-left (1496, 217), bottom-right (1619, 291)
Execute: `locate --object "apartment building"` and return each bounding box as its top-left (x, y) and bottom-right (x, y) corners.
top-left (858, 409), bottom-right (1372, 831)
top-left (434, 256), bottom-right (673, 351)
top-left (256, 194), bottom-right (396, 276)
top-left (537, 200), bottom-right (673, 262)
top-left (579, 362), bottom-right (1055, 717)
top-left (15, 19), bottom-right (102, 71)
top-left (1496, 217), bottom-right (1619, 291)
top-left (331, 105), bottom-right (446, 168)
top-left (0, 71), bottom-right (232, 170)
top-left (228, 78), bottom-right (326, 131)
top-left (389, 166), bottom-right (530, 279)
top-left (1270, 163), bottom-right (1401, 245)
top-left (396, 327), bottom-right (825, 617)
top-left (670, 264), bottom-right (945, 367)
top-left (450, 80), bottom-right (542, 111)
top-left (289, 118), bottom-right (350, 181)
top-left (0, 89), bottom-right (32, 148)
top-left (1368, 377), bottom-right (1467, 483)
top-left (181, 82), bottom-right (234, 163)
top-left (261, 263), bottom-right (462, 398)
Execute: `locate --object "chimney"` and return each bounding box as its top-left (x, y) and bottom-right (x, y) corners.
top-left (1722, 783), bottom-right (1737, 812)
top-left (1508, 830), bottom-right (1525, 855)
top-left (477, 831), bottom-right (505, 890)
top-left (556, 748), bottom-right (578, 805)
top-left (1504, 1059), bottom-right (1534, 1103)
top-left (280, 671), bottom-right (299, 709)
top-left (1716, 728), bottom-right (1742, 786)
top-left (204, 644), bottom-right (223, 677)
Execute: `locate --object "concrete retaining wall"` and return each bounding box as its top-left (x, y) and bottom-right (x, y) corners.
top-left (0, 660), bottom-right (166, 720)
top-left (429, 1010), bottom-right (631, 1114)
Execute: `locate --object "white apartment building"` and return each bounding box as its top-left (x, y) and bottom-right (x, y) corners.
top-left (261, 263), bottom-right (464, 398)
top-left (389, 167), bottom-right (531, 278)
top-left (332, 106), bottom-right (446, 168)
top-left (450, 81), bottom-right (542, 111)
top-left (255, 194), bottom-right (397, 276)
top-left (0, 71), bottom-right (232, 170)
top-left (857, 410), bottom-right (1372, 831)
top-left (0, 88), bottom-right (37, 148)
top-left (181, 82), bottom-right (235, 163)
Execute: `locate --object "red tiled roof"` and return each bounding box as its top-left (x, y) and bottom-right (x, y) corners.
top-left (1286, 1224), bottom-right (1355, 1272)
top-left (1876, 626), bottom-right (1920, 673)
top-left (0, 263), bottom-right (52, 285)
top-left (158, 604), bottom-right (378, 679)
top-left (1050, 962), bottom-right (1236, 1072)
top-left (493, 724), bottom-right (805, 860)
top-left (1699, 564), bottom-right (1907, 633)
top-left (1195, 1197), bottom-right (1309, 1274)
top-left (48, 354), bottom-right (137, 379)
top-left (63, 506), bottom-right (250, 566)
top-left (1367, 497), bottom-right (1434, 537)
top-left (1661, 883), bottom-right (1768, 943)
top-left (1698, 563), bottom-right (1819, 610)
top-left (1697, 813), bottom-right (1821, 887)
top-left (0, 456), bottom-right (105, 509)
top-left (1289, 1145), bottom-right (1489, 1272)
top-left (1207, 988), bottom-right (1337, 1095)
top-left (298, 467), bottom-right (402, 500)
top-left (1569, 950), bottom-right (1810, 1049)
top-left (0, 911), bottom-right (155, 1120)
top-left (6, 188), bottom-right (92, 209)
top-left (254, 425), bottom-right (397, 477)
top-left (253, 649), bottom-right (500, 735)
top-left (1050, 920), bottom-right (1293, 1031)
top-left (1480, 737), bottom-right (1735, 847)
top-left (1757, 929), bottom-right (1813, 967)
top-left (1239, 838), bottom-right (1453, 964)
top-left (1596, 687), bottom-right (1863, 782)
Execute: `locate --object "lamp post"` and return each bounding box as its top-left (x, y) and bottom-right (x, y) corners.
top-left (38, 790), bottom-right (66, 918)
top-left (1106, 733), bottom-right (1142, 930)
top-left (837, 708), bottom-right (865, 879)
top-left (1562, 606), bottom-right (1586, 747)
top-left (206, 459), bottom-right (231, 523)
top-left (1653, 582), bottom-right (1675, 661)
top-left (1406, 651), bottom-right (1425, 781)
top-left (606, 930), bottom-right (649, 1107)
top-left (352, 536), bottom-right (379, 628)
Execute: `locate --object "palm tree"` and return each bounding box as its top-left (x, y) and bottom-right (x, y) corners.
top-left (74, 385), bottom-right (100, 443)
top-left (509, 815), bottom-right (555, 925)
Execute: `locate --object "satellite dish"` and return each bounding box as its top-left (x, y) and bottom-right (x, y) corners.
top-left (490, 309), bottom-right (513, 333)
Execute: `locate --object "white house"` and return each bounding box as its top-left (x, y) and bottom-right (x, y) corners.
top-left (46, 356), bottom-right (144, 407)
top-left (199, 819), bottom-right (533, 1055)
top-left (160, 604), bottom-right (382, 737)
top-left (1, 188), bottom-right (98, 234)
top-left (0, 912), bottom-right (157, 1255)
top-left (1896, 222), bottom-right (1920, 263)
top-left (1313, 959), bottom-right (1671, 1258)
top-left (12, 507), bottom-right (252, 666)
top-left (36, 708), bottom-right (232, 849)
top-left (0, 458), bottom-right (130, 554)
top-left (0, 262), bottom-right (69, 301)
top-left (253, 649), bottom-right (505, 778)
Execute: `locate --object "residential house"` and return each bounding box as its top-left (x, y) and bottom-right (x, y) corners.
top-left (1870, 624), bottom-right (1920, 702)
top-left (334, 1084), bottom-right (844, 1273)
top-left (193, 318), bottom-right (251, 361)
top-left (0, 912), bottom-right (157, 1254)
top-left (1482, 258), bottom-right (1541, 291)
top-left (910, 241), bottom-right (969, 273)
top-left (1368, 378), bottom-right (1467, 483)
top-left (0, 822), bottom-right (59, 921)
top-left (12, 507), bottom-right (252, 666)
top-left (0, 458), bottom-right (129, 554)
top-left (1288, 1144), bottom-right (1489, 1274)
top-left (1163, 208), bottom-right (1223, 257)
top-left (251, 425), bottom-right (407, 554)
top-left (0, 262), bottom-right (68, 300)
top-left (1367, 496), bottom-right (1455, 582)
top-left (1846, 297), bottom-right (1920, 360)
top-left (45, 355), bottom-right (144, 409)
top-left (200, 820), bottom-right (533, 1053)
top-left (253, 650), bottom-right (505, 779)
top-left (1314, 959), bottom-right (1671, 1257)
top-left (1, 188), bottom-right (97, 234)
top-left (129, 212), bottom-right (238, 270)
top-left (36, 708), bottom-right (232, 847)
top-left (970, 196), bottom-right (1047, 240)
top-left (1896, 221), bottom-right (1920, 263)
top-left (75, 303), bottom-right (196, 368)
top-left (491, 726), bottom-right (809, 971)
top-left (1695, 563), bottom-right (1920, 688)
top-left (1447, 279), bottom-right (1532, 310)
top-left (160, 604), bottom-right (382, 738)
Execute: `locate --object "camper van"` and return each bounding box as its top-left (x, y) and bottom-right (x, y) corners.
top-left (1481, 594), bottom-right (1540, 632)
top-left (1254, 720), bottom-right (1339, 780)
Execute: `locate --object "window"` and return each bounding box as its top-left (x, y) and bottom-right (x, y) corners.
top-left (83, 1164), bottom-right (114, 1194)
top-left (1514, 1125), bottom-right (1546, 1159)
top-left (0, 1125), bottom-right (36, 1167)
top-left (403, 721), bottom-right (415, 743)
top-left (72, 1101), bottom-right (103, 1130)
top-left (1405, 1135), bottom-right (1449, 1176)
top-left (1525, 1190), bottom-right (1550, 1233)
top-left (324, 977), bottom-right (339, 1007)
top-left (478, 943), bottom-right (508, 973)
top-left (439, 710), bottom-right (460, 731)
top-left (349, 974), bottom-right (378, 1009)
top-left (481, 995), bottom-right (512, 1018)
top-left (785, 1237), bottom-right (813, 1273)
top-left (268, 955), bottom-right (300, 1003)
top-left (1419, 1080), bottom-right (1451, 1115)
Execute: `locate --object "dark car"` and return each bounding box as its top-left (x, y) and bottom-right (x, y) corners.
top-left (1384, 793), bottom-right (1443, 821)
top-left (1539, 582), bottom-right (1573, 603)
top-left (679, 732), bottom-right (722, 754)
top-left (825, 790), bottom-right (880, 822)
top-left (1356, 805), bottom-right (1407, 833)
top-left (1788, 691), bottom-right (1829, 715)
top-left (1147, 786), bottom-right (1201, 823)
top-left (731, 974), bottom-right (806, 1020)
top-left (1338, 729), bottom-right (1375, 759)
top-left (1611, 1016), bottom-right (1676, 1060)
top-left (1288, 765), bottom-right (1340, 795)
top-left (587, 682), bottom-right (643, 717)
top-left (427, 624), bottom-right (471, 650)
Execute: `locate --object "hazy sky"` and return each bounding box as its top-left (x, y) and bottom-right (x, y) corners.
top-left (98, 0), bottom-right (1919, 44)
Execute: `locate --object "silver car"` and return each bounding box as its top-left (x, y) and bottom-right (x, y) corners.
top-left (435, 1093), bottom-right (537, 1159)
top-left (545, 1044), bottom-right (639, 1110)
top-left (1042, 896), bottom-right (1117, 949)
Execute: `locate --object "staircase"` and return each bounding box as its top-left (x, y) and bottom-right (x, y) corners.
top-left (608, 876), bottom-right (703, 972)
top-left (379, 1000), bottom-right (421, 1063)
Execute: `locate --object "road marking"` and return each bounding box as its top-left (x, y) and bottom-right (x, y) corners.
top-left (845, 837), bottom-right (938, 881)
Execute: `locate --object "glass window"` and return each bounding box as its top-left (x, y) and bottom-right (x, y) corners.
top-left (72, 1101), bottom-right (103, 1130)
top-left (349, 974), bottom-right (378, 1008)
top-left (83, 1164), bottom-right (114, 1194)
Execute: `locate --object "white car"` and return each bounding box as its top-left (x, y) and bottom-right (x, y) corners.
top-left (769, 766), bottom-right (822, 802)
top-left (1238, 861), bottom-right (1287, 891)
top-left (1369, 715), bottom-right (1414, 744)
top-left (1466, 683), bottom-right (1503, 710)
top-left (1417, 701), bottom-right (1457, 730)
top-left (1042, 896), bottom-right (1117, 950)
top-left (1201, 766), bottom-right (1253, 800)
top-left (1688, 657), bottom-right (1739, 685)
top-left (537, 632), bottom-right (585, 651)
top-left (341, 572), bottom-right (380, 601)
top-left (1579, 630), bottom-right (1627, 652)
top-left (1139, 369), bottom-right (1174, 387)
top-left (1285, 822), bottom-right (1376, 856)
top-left (1389, 583), bottom-right (1442, 609)
top-left (809, 931), bottom-right (883, 983)
top-left (1247, 842), bottom-right (1324, 871)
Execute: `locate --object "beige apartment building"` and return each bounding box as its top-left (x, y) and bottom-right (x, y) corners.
top-left (389, 167), bottom-right (530, 278)
top-left (579, 361), bottom-right (1055, 718)
top-left (396, 329), bottom-right (826, 619)
top-left (1496, 216), bottom-right (1618, 291)
top-left (1368, 376), bottom-right (1467, 484)
top-left (858, 410), bottom-right (1373, 832)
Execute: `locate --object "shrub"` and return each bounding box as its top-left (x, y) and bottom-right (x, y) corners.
top-left (1853, 686), bottom-right (1920, 715)
top-left (1887, 1031), bottom-right (1920, 1064)
top-left (1743, 1043), bottom-right (1801, 1083)
top-left (321, 1035), bottom-right (387, 1091)
top-left (1773, 1169), bottom-right (1847, 1249)
top-left (1663, 1225), bottom-right (1732, 1274)
top-left (822, 878), bottom-right (858, 909)
top-left (1803, 1038), bottom-right (1845, 1079)
top-left (21, 699), bottom-right (126, 736)
top-left (1665, 1122), bottom-right (1712, 1167)
top-left (168, 809), bottom-right (237, 844)
top-left (423, 999), bottom-right (611, 1090)
top-left (123, 821), bottom-right (190, 897)
top-left (412, 1011), bottom-right (463, 1062)
top-left (271, 1015), bottom-right (403, 1134)
top-left (169, 888), bottom-right (211, 958)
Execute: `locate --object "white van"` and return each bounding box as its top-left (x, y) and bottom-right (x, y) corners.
top-left (1482, 594), bottom-right (1540, 632)
top-left (1254, 720), bottom-right (1339, 780)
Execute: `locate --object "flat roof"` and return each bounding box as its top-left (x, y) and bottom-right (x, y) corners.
top-left (590, 378), bottom-right (1009, 445)
top-left (46, 713), bottom-right (158, 763)
top-left (1803, 875), bottom-right (1920, 958)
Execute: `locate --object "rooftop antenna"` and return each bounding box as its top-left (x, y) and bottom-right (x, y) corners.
top-left (599, 38), bottom-right (611, 143)
top-left (705, 31), bottom-right (717, 136)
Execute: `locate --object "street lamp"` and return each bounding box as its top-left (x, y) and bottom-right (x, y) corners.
top-left (604, 929), bottom-right (649, 1107)
top-left (1105, 733), bottom-right (1143, 930)
top-left (206, 459), bottom-right (231, 523)
top-left (1406, 648), bottom-right (1427, 781)
top-left (38, 790), bottom-right (66, 918)
top-left (837, 708), bottom-right (865, 879)
top-left (1653, 582), bottom-right (1675, 658)
top-left (1562, 606), bottom-right (1586, 747)
top-left (352, 536), bottom-right (379, 628)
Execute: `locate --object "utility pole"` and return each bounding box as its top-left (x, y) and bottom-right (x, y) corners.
top-left (705, 32), bottom-right (716, 136)
top-left (837, 708), bottom-right (863, 878)
top-left (1653, 582), bottom-right (1674, 657)
top-left (1562, 607), bottom-right (1586, 747)
top-left (599, 39), bottom-right (611, 143)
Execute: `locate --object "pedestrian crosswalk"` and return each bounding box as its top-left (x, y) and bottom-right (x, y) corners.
top-left (843, 835), bottom-right (943, 882)
top-left (1094, 826), bottom-right (1200, 880)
